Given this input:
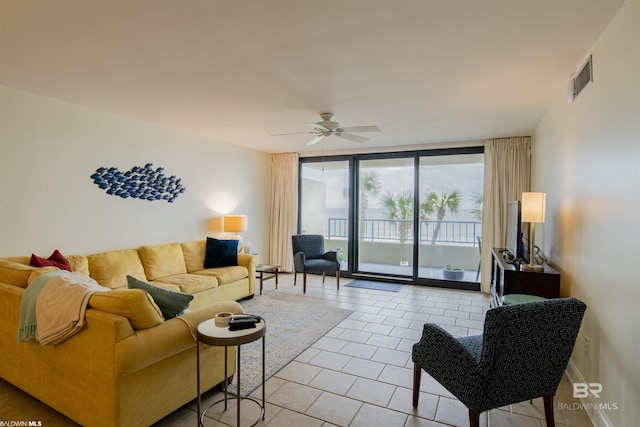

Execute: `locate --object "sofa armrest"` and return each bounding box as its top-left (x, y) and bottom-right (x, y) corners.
top-left (237, 253), bottom-right (257, 271)
top-left (237, 253), bottom-right (257, 294)
top-left (115, 300), bottom-right (244, 376)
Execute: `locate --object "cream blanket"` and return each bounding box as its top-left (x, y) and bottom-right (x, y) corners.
top-left (35, 272), bottom-right (109, 345)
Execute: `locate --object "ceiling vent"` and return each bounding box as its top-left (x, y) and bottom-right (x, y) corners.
top-left (567, 55), bottom-right (593, 103)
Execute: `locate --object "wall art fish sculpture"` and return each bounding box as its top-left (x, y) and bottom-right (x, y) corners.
top-left (90, 163), bottom-right (186, 202)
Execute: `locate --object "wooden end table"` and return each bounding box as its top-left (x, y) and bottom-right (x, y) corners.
top-left (196, 318), bottom-right (266, 427)
top-left (255, 264), bottom-right (280, 295)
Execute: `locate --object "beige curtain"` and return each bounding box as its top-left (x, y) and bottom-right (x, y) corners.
top-left (481, 137), bottom-right (531, 293)
top-left (268, 152), bottom-right (299, 272)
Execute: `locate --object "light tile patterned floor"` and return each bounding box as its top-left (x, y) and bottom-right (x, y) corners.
top-left (0, 273), bottom-right (593, 427)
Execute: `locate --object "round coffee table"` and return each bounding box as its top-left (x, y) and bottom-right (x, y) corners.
top-left (196, 317), bottom-right (266, 427)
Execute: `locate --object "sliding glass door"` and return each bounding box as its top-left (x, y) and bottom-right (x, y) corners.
top-left (299, 147), bottom-right (483, 289)
top-left (299, 160), bottom-right (350, 270)
top-left (356, 157), bottom-right (414, 277)
top-left (417, 153), bottom-right (484, 283)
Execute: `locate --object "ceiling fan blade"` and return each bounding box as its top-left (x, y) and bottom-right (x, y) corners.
top-left (340, 125), bottom-right (381, 133)
top-left (306, 135), bottom-right (325, 145)
top-left (305, 122), bottom-right (329, 130)
top-left (338, 133), bottom-right (369, 143)
top-left (271, 131), bottom-right (315, 136)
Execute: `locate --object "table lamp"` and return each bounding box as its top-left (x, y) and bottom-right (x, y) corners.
top-left (521, 192), bottom-right (546, 271)
top-left (223, 215), bottom-right (247, 252)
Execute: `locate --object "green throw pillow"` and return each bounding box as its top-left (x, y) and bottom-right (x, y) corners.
top-left (126, 275), bottom-right (193, 319)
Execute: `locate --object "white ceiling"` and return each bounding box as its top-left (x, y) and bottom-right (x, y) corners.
top-left (0, 0), bottom-right (624, 154)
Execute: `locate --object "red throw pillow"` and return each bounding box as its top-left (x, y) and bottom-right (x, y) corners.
top-left (30, 249), bottom-right (72, 272)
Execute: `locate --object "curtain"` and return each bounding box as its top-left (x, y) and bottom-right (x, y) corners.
top-left (268, 152), bottom-right (299, 272)
top-left (481, 137), bottom-right (531, 293)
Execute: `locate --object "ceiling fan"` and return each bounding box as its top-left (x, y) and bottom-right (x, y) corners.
top-left (272, 113), bottom-right (381, 145)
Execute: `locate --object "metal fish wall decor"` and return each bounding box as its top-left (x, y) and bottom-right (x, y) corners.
top-left (91, 163), bottom-right (186, 202)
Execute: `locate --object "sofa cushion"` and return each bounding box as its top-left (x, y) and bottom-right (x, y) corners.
top-left (4, 255), bottom-right (89, 275)
top-left (127, 275), bottom-right (193, 319)
top-left (204, 238), bottom-right (238, 268)
top-left (151, 273), bottom-right (218, 294)
top-left (138, 243), bottom-right (187, 281)
top-left (89, 289), bottom-right (164, 330)
top-left (181, 240), bottom-right (206, 273)
top-left (193, 266), bottom-right (248, 285)
top-left (27, 266), bottom-right (61, 285)
top-left (30, 249), bottom-right (72, 272)
top-left (88, 249), bottom-right (147, 290)
top-left (146, 281), bottom-right (183, 292)
top-left (0, 259), bottom-right (43, 288)
top-left (66, 255), bottom-right (90, 275)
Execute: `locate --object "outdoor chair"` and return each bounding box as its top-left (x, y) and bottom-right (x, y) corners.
top-left (291, 234), bottom-right (340, 293)
top-left (412, 298), bottom-right (587, 427)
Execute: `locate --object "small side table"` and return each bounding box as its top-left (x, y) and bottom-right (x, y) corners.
top-left (255, 265), bottom-right (280, 295)
top-left (197, 318), bottom-right (266, 427)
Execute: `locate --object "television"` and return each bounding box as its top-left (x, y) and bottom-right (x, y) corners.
top-left (505, 200), bottom-right (524, 261)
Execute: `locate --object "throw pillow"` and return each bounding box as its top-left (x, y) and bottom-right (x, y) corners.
top-left (126, 275), bottom-right (193, 319)
top-left (89, 289), bottom-right (164, 330)
top-left (204, 238), bottom-right (238, 268)
top-left (30, 249), bottom-right (72, 272)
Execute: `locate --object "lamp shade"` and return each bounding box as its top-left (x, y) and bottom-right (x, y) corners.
top-left (223, 215), bottom-right (247, 233)
top-left (521, 192), bottom-right (546, 223)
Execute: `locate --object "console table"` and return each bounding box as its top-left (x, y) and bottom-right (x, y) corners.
top-left (490, 247), bottom-right (561, 307)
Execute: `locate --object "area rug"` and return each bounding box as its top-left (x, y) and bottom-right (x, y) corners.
top-left (344, 279), bottom-right (404, 292)
top-left (226, 292), bottom-right (352, 395)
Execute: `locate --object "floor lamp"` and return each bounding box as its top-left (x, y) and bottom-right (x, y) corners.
top-left (223, 215), bottom-right (247, 252)
top-left (521, 192), bottom-right (546, 271)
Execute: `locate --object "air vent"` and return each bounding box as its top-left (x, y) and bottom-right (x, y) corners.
top-left (572, 55), bottom-right (593, 101)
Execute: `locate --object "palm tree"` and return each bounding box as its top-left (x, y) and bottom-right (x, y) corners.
top-left (470, 189), bottom-right (483, 222)
top-left (357, 171), bottom-right (380, 239)
top-left (380, 190), bottom-right (414, 242)
top-left (421, 189), bottom-right (461, 244)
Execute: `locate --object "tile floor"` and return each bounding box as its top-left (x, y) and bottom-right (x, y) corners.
top-left (1, 273), bottom-right (593, 427)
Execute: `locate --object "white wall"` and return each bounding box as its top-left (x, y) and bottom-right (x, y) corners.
top-left (0, 86), bottom-right (271, 258)
top-left (532, 0), bottom-right (639, 425)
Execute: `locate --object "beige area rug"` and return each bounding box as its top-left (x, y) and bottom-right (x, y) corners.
top-left (226, 292), bottom-right (352, 396)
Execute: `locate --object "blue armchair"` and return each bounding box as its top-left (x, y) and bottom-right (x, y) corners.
top-left (412, 298), bottom-right (587, 427)
top-left (291, 234), bottom-right (340, 294)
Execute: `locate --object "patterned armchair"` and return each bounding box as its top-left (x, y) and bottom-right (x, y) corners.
top-left (291, 234), bottom-right (340, 293)
top-left (412, 298), bottom-right (587, 427)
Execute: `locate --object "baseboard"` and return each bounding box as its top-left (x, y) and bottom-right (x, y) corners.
top-left (565, 359), bottom-right (615, 427)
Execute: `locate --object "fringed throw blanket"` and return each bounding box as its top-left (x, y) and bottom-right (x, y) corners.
top-left (18, 271), bottom-right (109, 345)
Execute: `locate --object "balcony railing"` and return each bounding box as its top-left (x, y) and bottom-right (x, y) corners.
top-left (328, 218), bottom-right (481, 246)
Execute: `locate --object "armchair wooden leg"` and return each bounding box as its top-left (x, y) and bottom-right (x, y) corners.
top-left (303, 273), bottom-right (307, 293)
top-left (468, 411), bottom-right (480, 427)
top-left (336, 270), bottom-right (340, 290)
top-left (322, 272), bottom-right (326, 283)
top-left (294, 272), bottom-right (297, 286)
top-left (412, 363), bottom-right (421, 408)
top-left (543, 395), bottom-right (555, 427)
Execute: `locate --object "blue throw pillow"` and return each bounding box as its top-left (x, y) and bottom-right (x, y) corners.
top-left (126, 275), bottom-right (193, 319)
top-left (204, 238), bottom-right (238, 268)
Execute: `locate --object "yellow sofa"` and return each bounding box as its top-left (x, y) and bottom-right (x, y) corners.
top-left (0, 240), bottom-right (258, 426)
